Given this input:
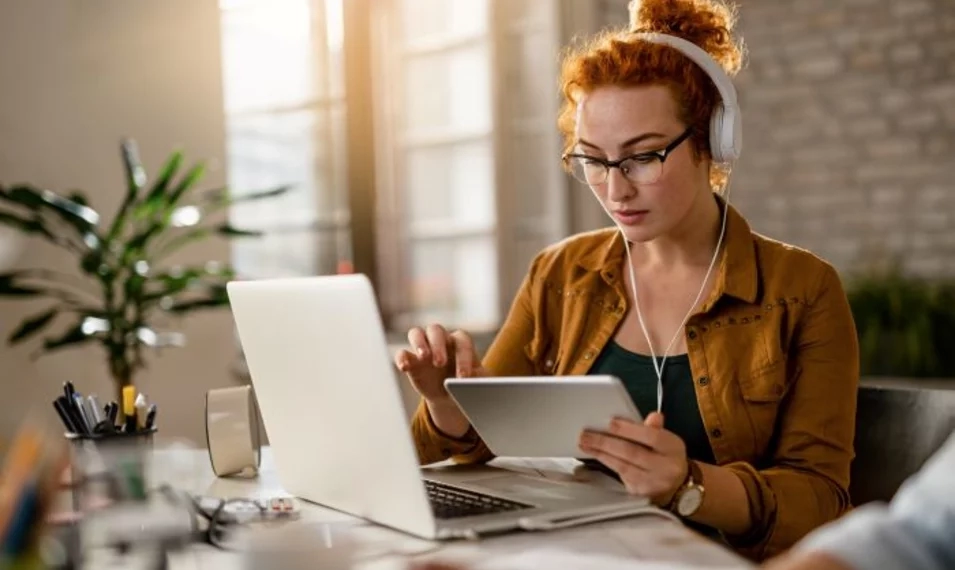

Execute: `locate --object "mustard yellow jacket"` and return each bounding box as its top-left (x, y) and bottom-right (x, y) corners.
top-left (411, 201), bottom-right (859, 561)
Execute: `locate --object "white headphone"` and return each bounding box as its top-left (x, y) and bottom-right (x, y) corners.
top-left (630, 32), bottom-right (742, 164)
top-left (580, 32), bottom-right (742, 412)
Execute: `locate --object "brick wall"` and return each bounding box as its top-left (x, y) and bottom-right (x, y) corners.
top-left (597, 0), bottom-right (955, 278)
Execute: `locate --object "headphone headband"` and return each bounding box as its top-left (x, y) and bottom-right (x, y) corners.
top-left (630, 32), bottom-right (742, 163)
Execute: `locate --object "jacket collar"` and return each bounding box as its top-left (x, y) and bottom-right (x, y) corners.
top-left (576, 195), bottom-right (759, 304)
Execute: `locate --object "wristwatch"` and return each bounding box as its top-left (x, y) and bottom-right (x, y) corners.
top-left (668, 459), bottom-right (705, 517)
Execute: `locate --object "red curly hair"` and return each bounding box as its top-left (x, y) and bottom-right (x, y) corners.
top-left (558, 0), bottom-right (745, 190)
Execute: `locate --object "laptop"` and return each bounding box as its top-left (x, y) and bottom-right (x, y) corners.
top-left (226, 274), bottom-right (656, 541)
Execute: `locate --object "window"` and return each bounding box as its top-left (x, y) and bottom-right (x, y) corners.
top-left (219, 0), bottom-right (570, 334)
top-left (219, 0), bottom-right (349, 279)
top-left (374, 0), bottom-right (566, 333)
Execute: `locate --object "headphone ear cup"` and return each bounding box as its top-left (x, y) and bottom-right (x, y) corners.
top-left (709, 106), bottom-right (727, 164)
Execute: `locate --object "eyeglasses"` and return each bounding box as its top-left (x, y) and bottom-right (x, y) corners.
top-left (562, 127), bottom-right (694, 186)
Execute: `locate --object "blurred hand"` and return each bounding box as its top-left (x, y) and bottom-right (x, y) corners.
top-left (394, 324), bottom-right (487, 403)
top-left (578, 412), bottom-right (688, 506)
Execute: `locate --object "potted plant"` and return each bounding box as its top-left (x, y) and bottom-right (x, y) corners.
top-left (847, 269), bottom-right (955, 379)
top-left (0, 139), bottom-right (289, 402)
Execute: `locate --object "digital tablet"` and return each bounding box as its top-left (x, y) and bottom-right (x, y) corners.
top-left (443, 375), bottom-right (642, 458)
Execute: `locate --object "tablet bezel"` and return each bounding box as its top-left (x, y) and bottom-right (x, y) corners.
top-left (443, 375), bottom-right (642, 458)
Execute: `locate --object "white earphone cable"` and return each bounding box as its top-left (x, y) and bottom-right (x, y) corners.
top-left (623, 175), bottom-right (731, 412)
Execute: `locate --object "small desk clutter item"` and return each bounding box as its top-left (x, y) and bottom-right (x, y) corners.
top-left (0, 421), bottom-right (71, 569)
top-left (205, 386), bottom-right (262, 478)
top-left (52, 382), bottom-right (158, 437)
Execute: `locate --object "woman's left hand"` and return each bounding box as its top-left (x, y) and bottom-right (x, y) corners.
top-left (578, 412), bottom-right (689, 506)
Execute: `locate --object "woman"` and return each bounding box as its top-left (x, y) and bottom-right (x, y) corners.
top-left (395, 0), bottom-right (859, 562)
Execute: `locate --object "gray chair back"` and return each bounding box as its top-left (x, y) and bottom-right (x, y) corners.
top-left (850, 379), bottom-right (955, 505)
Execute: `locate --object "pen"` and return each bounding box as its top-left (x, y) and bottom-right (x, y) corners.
top-left (106, 402), bottom-right (119, 428)
top-left (72, 394), bottom-right (92, 434)
top-left (144, 404), bottom-right (158, 430)
top-left (88, 395), bottom-right (105, 425)
top-left (52, 399), bottom-right (78, 434)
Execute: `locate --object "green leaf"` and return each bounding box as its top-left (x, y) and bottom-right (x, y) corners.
top-left (217, 224), bottom-right (264, 238)
top-left (202, 185), bottom-right (292, 215)
top-left (143, 263), bottom-right (235, 303)
top-left (8, 307), bottom-right (59, 344)
top-left (0, 273), bottom-right (45, 296)
top-left (165, 284), bottom-right (229, 314)
top-left (133, 150), bottom-right (184, 221)
top-left (107, 138), bottom-right (148, 241)
top-left (152, 227), bottom-right (212, 261)
top-left (67, 191), bottom-right (91, 208)
top-left (152, 223), bottom-right (263, 262)
top-left (2, 185), bottom-right (99, 232)
top-left (123, 162), bottom-right (206, 262)
top-left (164, 162), bottom-right (205, 212)
top-left (0, 210), bottom-right (56, 241)
top-left (42, 321), bottom-right (95, 352)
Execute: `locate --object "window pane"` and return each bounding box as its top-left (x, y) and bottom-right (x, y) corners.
top-left (232, 228), bottom-right (344, 279)
top-left (227, 110), bottom-right (324, 228)
top-left (401, 0), bottom-right (488, 40)
top-left (406, 141), bottom-right (494, 226)
top-left (410, 236), bottom-right (499, 329)
top-left (404, 44), bottom-right (491, 133)
top-left (220, 0), bottom-right (316, 112)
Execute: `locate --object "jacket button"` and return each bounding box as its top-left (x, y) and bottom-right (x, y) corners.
top-left (544, 359), bottom-right (555, 370)
top-left (698, 376), bottom-right (710, 386)
top-left (583, 350), bottom-right (594, 360)
top-left (711, 428), bottom-right (723, 438)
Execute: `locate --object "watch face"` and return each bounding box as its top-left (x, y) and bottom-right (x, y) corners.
top-left (677, 487), bottom-right (703, 516)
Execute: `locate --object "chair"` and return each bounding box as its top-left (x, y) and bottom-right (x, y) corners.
top-left (849, 378), bottom-right (955, 505)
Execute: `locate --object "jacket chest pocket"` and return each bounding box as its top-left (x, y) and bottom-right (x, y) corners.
top-left (737, 359), bottom-right (791, 458)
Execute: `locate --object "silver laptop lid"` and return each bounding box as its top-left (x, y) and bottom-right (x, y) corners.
top-left (226, 274), bottom-right (437, 538)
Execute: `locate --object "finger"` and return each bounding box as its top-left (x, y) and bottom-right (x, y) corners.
top-left (448, 330), bottom-right (477, 377)
top-left (394, 349), bottom-right (417, 372)
top-left (579, 432), bottom-right (656, 471)
top-left (580, 449), bottom-right (648, 495)
top-left (425, 324), bottom-right (450, 367)
top-left (407, 327), bottom-right (431, 360)
top-left (644, 412), bottom-right (665, 429)
top-left (608, 418), bottom-right (665, 451)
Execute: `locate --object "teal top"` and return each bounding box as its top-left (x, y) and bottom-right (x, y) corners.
top-left (586, 340), bottom-right (720, 540)
top-left (589, 340), bottom-right (715, 463)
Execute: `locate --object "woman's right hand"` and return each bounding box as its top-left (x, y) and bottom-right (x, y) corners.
top-left (394, 324), bottom-right (487, 403)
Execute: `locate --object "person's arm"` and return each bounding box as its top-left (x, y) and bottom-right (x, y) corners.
top-left (766, 431), bottom-right (955, 570)
top-left (410, 256), bottom-right (541, 465)
top-left (720, 263), bottom-right (859, 560)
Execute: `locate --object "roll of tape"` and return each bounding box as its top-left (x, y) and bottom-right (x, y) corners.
top-left (205, 386), bottom-right (261, 478)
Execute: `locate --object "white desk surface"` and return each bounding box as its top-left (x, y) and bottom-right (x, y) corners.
top-left (80, 444), bottom-right (753, 570)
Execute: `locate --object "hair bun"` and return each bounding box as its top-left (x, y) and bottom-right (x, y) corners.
top-left (628, 0), bottom-right (743, 75)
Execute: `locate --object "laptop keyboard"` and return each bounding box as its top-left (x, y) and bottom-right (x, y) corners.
top-left (424, 480), bottom-right (533, 519)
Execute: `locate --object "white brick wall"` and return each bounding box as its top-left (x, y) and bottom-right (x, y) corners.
top-left (595, 0), bottom-right (955, 278)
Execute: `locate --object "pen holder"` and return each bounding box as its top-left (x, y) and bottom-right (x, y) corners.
top-left (65, 427), bottom-right (157, 512)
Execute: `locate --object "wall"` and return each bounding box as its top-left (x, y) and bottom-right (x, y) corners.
top-left (590, 0), bottom-right (955, 279)
top-left (0, 0), bottom-right (235, 447)
top-left (732, 0), bottom-right (955, 278)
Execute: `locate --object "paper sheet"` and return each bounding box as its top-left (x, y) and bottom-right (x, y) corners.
top-left (455, 548), bottom-right (746, 570)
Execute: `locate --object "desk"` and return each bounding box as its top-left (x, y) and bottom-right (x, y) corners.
top-left (80, 444), bottom-right (753, 569)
